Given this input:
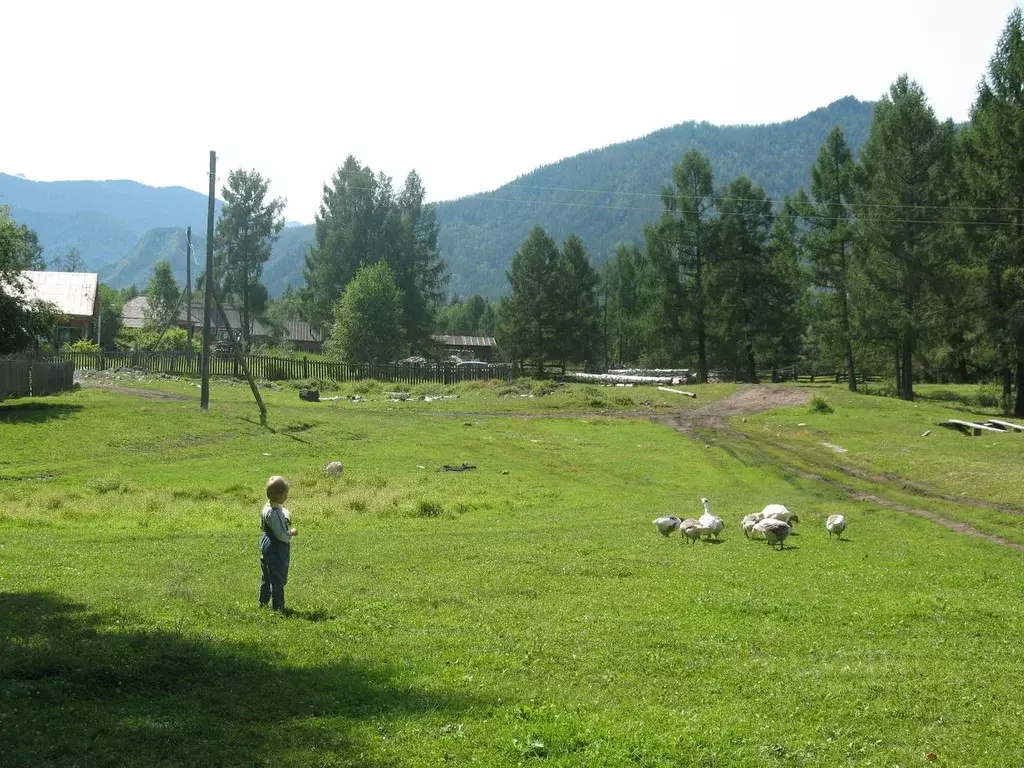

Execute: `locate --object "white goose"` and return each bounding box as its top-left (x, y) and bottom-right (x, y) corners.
top-left (826, 514), bottom-right (847, 540)
top-left (653, 516), bottom-right (683, 537)
top-left (679, 518), bottom-right (704, 544)
top-left (753, 518), bottom-right (792, 550)
top-left (698, 497), bottom-right (726, 540)
top-left (740, 512), bottom-right (764, 539)
top-left (761, 503), bottom-right (800, 526)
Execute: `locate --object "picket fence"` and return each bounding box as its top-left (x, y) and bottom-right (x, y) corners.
top-left (0, 359), bottom-right (74, 398)
top-left (35, 351), bottom-right (519, 385)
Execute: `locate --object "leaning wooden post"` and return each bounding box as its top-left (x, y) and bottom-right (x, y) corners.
top-left (210, 284), bottom-right (268, 426)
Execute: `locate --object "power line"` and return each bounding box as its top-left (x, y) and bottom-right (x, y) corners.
top-left (319, 180), bottom-right (1024, 230)
top-left (324, 166), bottom-right (1024, 215)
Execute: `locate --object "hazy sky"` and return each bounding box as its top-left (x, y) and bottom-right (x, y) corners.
top-left (2, 0), bottom-right (1020, 222)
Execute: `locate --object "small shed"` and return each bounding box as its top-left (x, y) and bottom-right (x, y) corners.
top-left (429, 334), bottom-right (497, 363)
top-left (19, 271), bottom-right (99, 346)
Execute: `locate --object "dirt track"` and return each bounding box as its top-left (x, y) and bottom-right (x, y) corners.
top-left (659, 384), bottom-right (811, 432)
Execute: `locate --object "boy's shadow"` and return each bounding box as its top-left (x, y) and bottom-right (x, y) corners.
top-left (0, 592), bottom-right (478, 766)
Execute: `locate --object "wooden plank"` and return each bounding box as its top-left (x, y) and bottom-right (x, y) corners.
top-left (657, 386), bottom-right (697, 398)
top-left (941, 419), bottom-right (1004, 436)
top-left (986, 419), bottom-right (1024, 433)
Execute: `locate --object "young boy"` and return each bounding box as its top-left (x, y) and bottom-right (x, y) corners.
top-left (259, 475), bottom-right (297, 612)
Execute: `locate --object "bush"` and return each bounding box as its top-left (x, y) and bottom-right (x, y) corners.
top-left (809, 395), bottom-right (834, 414)
top-left (976, 383), bottom-right (1002, 409)
top-left (63, 339), bottom-right (100, 353)
top-left (860, 379), bottom-right (898, 399)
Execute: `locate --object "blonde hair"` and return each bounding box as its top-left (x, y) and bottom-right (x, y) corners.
top-left (266, 475), bottom-right (290, 504)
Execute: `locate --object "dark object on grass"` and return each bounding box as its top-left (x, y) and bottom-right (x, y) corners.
top-left (299, 389), bottom-right (320, 402)
top-left (442, 463), bottom-right (476, 472)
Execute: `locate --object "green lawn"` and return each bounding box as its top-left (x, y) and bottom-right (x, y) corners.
top-left (2, 383), bottom-right (1023, 767)
top-left (734, 384), bottom-right (1024, 512)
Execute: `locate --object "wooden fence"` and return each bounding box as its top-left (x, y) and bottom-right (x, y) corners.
top-left (0, 359), bottom-right (75, 398)
top-left (33, 351), bottom-right (519, 385)
top-left (0, 359), bottom-right (31, 398)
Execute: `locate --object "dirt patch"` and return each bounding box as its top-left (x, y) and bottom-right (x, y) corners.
top-left (655, 385), bottom-right (1024, 552)
top-left (81, 383), bottom-right (191, 401)
top-left (659, 385), bottom-right (811, 432)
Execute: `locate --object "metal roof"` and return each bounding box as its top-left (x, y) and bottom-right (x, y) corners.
top-left (430, 334), bottom-right (496, 348)
top-left (121, 296), bottom-right (321, 342)
top-left (20, 271), bottom-right (98, 318)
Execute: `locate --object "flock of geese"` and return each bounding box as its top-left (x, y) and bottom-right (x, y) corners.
top-left (653, 497), bottom-right (847, 550)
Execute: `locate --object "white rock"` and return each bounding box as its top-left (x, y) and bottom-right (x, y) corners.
top-left (325, 461), bottom-right (344, 475)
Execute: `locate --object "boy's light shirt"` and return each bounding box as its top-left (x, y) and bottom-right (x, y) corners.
top-left (261, 502), bottom-right (292, 543)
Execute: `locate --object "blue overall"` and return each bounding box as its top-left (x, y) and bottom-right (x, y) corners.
top-left (259, 515), bottom-right (290, 611)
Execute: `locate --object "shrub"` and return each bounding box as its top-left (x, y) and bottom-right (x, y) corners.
top-left (976, 383), bottom-right (1002, 409)
top-left (809, 395), bottom-right (834, 414)
top-left (416, 500), bottom-right (444, 518)
top-left (64, 339), bottom-right (100, 353)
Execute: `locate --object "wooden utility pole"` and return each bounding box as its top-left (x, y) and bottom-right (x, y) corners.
top-left (200, 151), bottom-right (215, 410)
top-left (211, 283), bottom-right (267, 426)
top-left (185, 226), bottom-right (193, 349)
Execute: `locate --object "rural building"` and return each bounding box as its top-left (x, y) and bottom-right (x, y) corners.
top-left (121, 296), bottom-right (323, 353)
top-left (18, 271), bottom-right (100, 347)
top-left (429, 334), bottom-right (497, 363)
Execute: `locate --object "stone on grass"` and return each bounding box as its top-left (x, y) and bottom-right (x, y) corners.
top-left (325, 461), bottom-right (344, 475)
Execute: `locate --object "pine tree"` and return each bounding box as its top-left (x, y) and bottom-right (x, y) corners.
top-left (553, 235), bottom-right (600, 369)
top-left (712, 177), bottom-right (775, 383)
top-left (302, 157), bottom-right (394, 331)
top-left (962, 9), bottom-right (1024, 416)
top-left (653, 151), bottom-right (716, 381)
top-left (498, 227), bottom-right (561, 374)
top-left (213, 169), bottom-right (285, 350)
top-left (796, 127), bottom-right (860, 389)
top-left (302, 159), bottom-right (447, 350)
top-left (604, 243), bottom-right (656, 367)
top-left (387, 171), bottom-right (448, 348)
top-left (855, 76), bottom-right (956, 401)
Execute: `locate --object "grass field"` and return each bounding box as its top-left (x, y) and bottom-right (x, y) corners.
top-left (1, 379), bottom-right (1023, 767)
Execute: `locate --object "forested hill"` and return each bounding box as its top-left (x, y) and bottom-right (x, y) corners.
top-left (0, 173), bottom-right (220, 274)
top-left (1, 97), bottom-right (874, 296)
top-left (435, 96), bottom-right (875, 298)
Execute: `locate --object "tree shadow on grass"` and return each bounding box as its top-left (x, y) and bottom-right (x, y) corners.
top-left (0, 402), bottom-right (83, 424)
top-left (0, 592), bottom-right (479, 767)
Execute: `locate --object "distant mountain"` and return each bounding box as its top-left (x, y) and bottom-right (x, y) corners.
top-left (435, 96), bottom-right (875, 298)
top-left (103, 227), bottom-right (207, 290)
top-left (0, 173), bottom-right (221, 272)
top-left (258, 97), bottom-right (876, 298)
top-left (2, 96), bottom-right (876, 297)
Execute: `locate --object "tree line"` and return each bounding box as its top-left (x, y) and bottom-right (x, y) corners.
top-left (2, 10), bottom-right (1023, 417)
top-left (466, 11), bottom-right (1024, 417)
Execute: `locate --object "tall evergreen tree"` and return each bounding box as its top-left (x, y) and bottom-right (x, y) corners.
top-left (498, 227), bottom-right (561, 374)
top-left (213, 169), bottom-right (285, 350)
top-left (388, 170), bottom-right (448, 348)
top-left (712, 177), bottom-right (776, 383)
top-left (796, 127), bottom-right (860, 390)
top-left (553, 235), bottom-right (600, 369)
top-left (302, 158), bottom-right (447, 349)
top-left (962, 9), bottom-right (1024, 416)
top-left (604, 243), bottom-right (656, 367)
top-left (302, 157), bottom-right (394, 331)
top-left (654, 151), bottom-right (716, 381)
top-left (855, 76), bottom-right (956, 401)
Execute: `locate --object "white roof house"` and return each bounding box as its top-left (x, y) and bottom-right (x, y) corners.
top-left (19, 271), bottom-right (99, 318)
